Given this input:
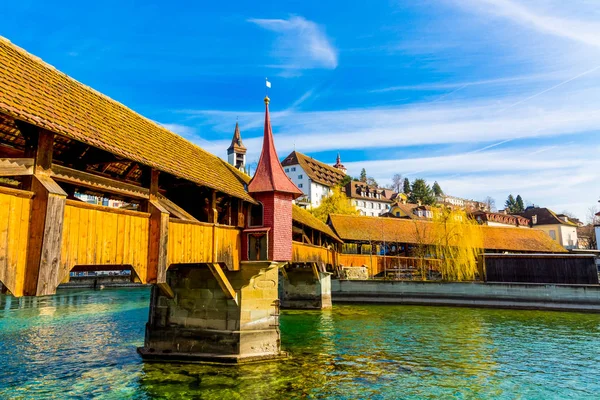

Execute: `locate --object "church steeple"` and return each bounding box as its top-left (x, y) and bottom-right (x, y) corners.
top-left (227, 121), bottom-right (246, 170)
top-left (247, 97), bottom-right (302, 197)
top-left (333, 152), bottom-right (347, 174)
top-left (244, 96), bottom-right (302, 262)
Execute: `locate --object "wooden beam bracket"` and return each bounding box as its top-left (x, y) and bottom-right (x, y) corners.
top-left (208, 263), bottom-right (238, 305)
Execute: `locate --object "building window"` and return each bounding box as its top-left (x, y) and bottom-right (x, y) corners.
top-left (298, 184), bottom-right (303, 188)
top-left (291, 167), bottom-right (296, 171)
top-left (249, 203), bottom-right (263, 227)
top-left (532, 215), bottom-right (537, 224)
top-left (395, 212), bottom-right (400, 216)
top-left (549, 230), bottom-right (556, 240)
top-left (284, 168), bottom-right (289, 172)
top-left (298, 174), bottom-right (303, 179)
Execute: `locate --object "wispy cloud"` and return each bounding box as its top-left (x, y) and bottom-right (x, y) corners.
top-left (465, 0), bottom-right (600, 49)
top-left (248, 16), bottom-right (338, 73)
top-left (370, 72), bottom-right (560, 93)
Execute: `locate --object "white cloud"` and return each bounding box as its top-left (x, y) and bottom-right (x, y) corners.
top-left (464, 0), bottom-right (600, 49)
top-left (159, 123), bottom-right (196, 139)
top-left (248, 16), bottom-right (338, 71)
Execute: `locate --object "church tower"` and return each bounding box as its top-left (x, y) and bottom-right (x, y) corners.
top-left (333, 152), bottom-right (347, 174)
top-left (227, 122), bottom-right (246, 170)
top-left (245, 96), bottom-right (303, 261)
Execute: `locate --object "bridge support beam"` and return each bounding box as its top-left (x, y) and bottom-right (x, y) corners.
top-left (138, 260), bottom-right (286, 364)
top-left (279, 263), bottom-right (332, 310)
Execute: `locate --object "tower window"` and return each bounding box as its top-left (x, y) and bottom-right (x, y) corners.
top-left (249, 203), bottom-right (263, 227)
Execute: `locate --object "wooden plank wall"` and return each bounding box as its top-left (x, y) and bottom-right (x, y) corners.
top-left (337, 254), bottom-right (379, 277)
top-left (0, 188), bottom-right (33, 296)
top-left (167, 220), bottom-right (214, 266)
top-left (214, 225), bottom-right (241, 271)
top-left (292, 242), bottom-right (334, 266)
top-left (484, 254), bottom-right (599, 284)
top-left (60, 201), bottom-right (150, 283)
top-left (167, 220), bottom-right (241, 270)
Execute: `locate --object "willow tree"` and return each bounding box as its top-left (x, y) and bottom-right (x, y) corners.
top-left (431, 208), bottom-right (483, 281)
top-left (310, 186), bottom-right (358, 222)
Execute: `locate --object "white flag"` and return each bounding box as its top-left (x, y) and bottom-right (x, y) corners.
top-left (266, 80), bottom-right (271, 88)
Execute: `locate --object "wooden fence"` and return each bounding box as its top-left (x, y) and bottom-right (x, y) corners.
top-left (483, 254), bottom-right (598, 284)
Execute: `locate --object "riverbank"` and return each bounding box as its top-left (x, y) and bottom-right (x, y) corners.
top-left (331, 279), bottom-right (600, 312)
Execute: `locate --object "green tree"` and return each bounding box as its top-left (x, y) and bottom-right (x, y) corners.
top-left (515, 195), bottom-right (524, 213)
top-left (359, 168), bottom-right (367, 183)
top-left (505, 194), bottom-right (517, 212)
top-left (310, 186), bottom-right (359, 222)
top-left (403, 177), bottom-right (411, 194)
top-left (432, 181), bottom-right (443, 197)
top-left (340, 175), bottom-right (352, 187)
top-left (409, 179), bottom-right (436, 205)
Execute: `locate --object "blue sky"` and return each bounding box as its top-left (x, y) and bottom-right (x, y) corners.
top-left (2, 0), bottom-right (599, 219)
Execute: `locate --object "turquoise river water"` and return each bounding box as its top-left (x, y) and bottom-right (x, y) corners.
top-left (1, 288), bottom-right (599, 399)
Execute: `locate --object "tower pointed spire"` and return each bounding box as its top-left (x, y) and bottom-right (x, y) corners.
top-left (333, 151), bottom-right (346, 173)
top-left (227, 121), bottom-right (246, 170)
top-left (248, 96), bottom-right (302, 197)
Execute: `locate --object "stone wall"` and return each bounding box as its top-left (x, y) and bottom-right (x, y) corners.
top-left (332, 279), bottom-right (600, 312)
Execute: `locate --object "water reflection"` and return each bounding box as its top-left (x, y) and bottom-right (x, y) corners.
top-left (1, 288), bottom-right (600, 399)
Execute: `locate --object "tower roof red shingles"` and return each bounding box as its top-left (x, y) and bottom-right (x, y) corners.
top-left (247, 97), bottom-right (303, 198)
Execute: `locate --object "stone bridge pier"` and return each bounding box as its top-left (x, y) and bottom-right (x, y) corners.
top-left (280, 264), bottom-right (332, 310)
top-left (138, 261), bottom-right (287, 363)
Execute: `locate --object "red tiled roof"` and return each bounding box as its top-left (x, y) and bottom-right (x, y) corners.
top-left (328, 214), bottom-right (567, 253)
top-left (345, 181), bottom-right (393, 202)
top-left (248, 98), bottom-right (303, 197)
top-left (0, 36), bottom-right (254, 202)
top-left (281, 151), bottom-right (346, 187)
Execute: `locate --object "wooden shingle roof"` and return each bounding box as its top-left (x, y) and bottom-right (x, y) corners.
top-left (328, 214), bottom-right (567, 253)
top-left (292, 205), bottom-right (342, 243)
top-left (281, 151), bottom-right (346, 187)
top-left (0, 36), bottom-right (254, 202)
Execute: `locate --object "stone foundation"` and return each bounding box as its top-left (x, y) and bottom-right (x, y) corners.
top-left (280, 265), bottom-right (332, 309)
top-left (138, 261), bottom-right (287, 363)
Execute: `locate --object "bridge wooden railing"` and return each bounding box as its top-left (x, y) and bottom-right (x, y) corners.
top-left (291, 241), bottom-right (335, 266)
top-left (0, 186), bottom-right (245, 296)
top-left (167, 219), bottom-right (241, 270)
top-left (0, 186), bottom-right (33, 297)
top-left (60, 200), bottom-right (151, 283)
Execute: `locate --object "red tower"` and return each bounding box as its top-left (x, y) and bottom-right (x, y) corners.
top-left (245, 96), bottom-right (302, 261)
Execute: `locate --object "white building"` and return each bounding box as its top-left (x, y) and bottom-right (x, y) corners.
top-left (436, 195), bottom-right (488, 211)
top-left (281, 151), bottom-right (346, 208)
top-left (520, 207), bottom-right (579, 250)
top-left (345, 181), bottom-right (392, 216)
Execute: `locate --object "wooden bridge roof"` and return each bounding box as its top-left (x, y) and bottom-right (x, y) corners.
top-left (0, 36), bottom-right (254, 203)
top-left (292, 205), bottom-right (342, 243)
top-left (328, 214), bottom-right (567, 253)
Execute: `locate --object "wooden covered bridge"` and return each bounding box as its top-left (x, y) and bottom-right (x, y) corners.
top-left (0, 36), bottom-right (337, 298)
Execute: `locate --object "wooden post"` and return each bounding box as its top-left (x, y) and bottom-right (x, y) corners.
top-left (23, 128), bottom-right (68, 296)
top-left (209, 190), bottom-right (218, 224)
top-left (146, 169), bottom-right (169, 284)
top-left (237, 199), bottom-right (245, 228)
